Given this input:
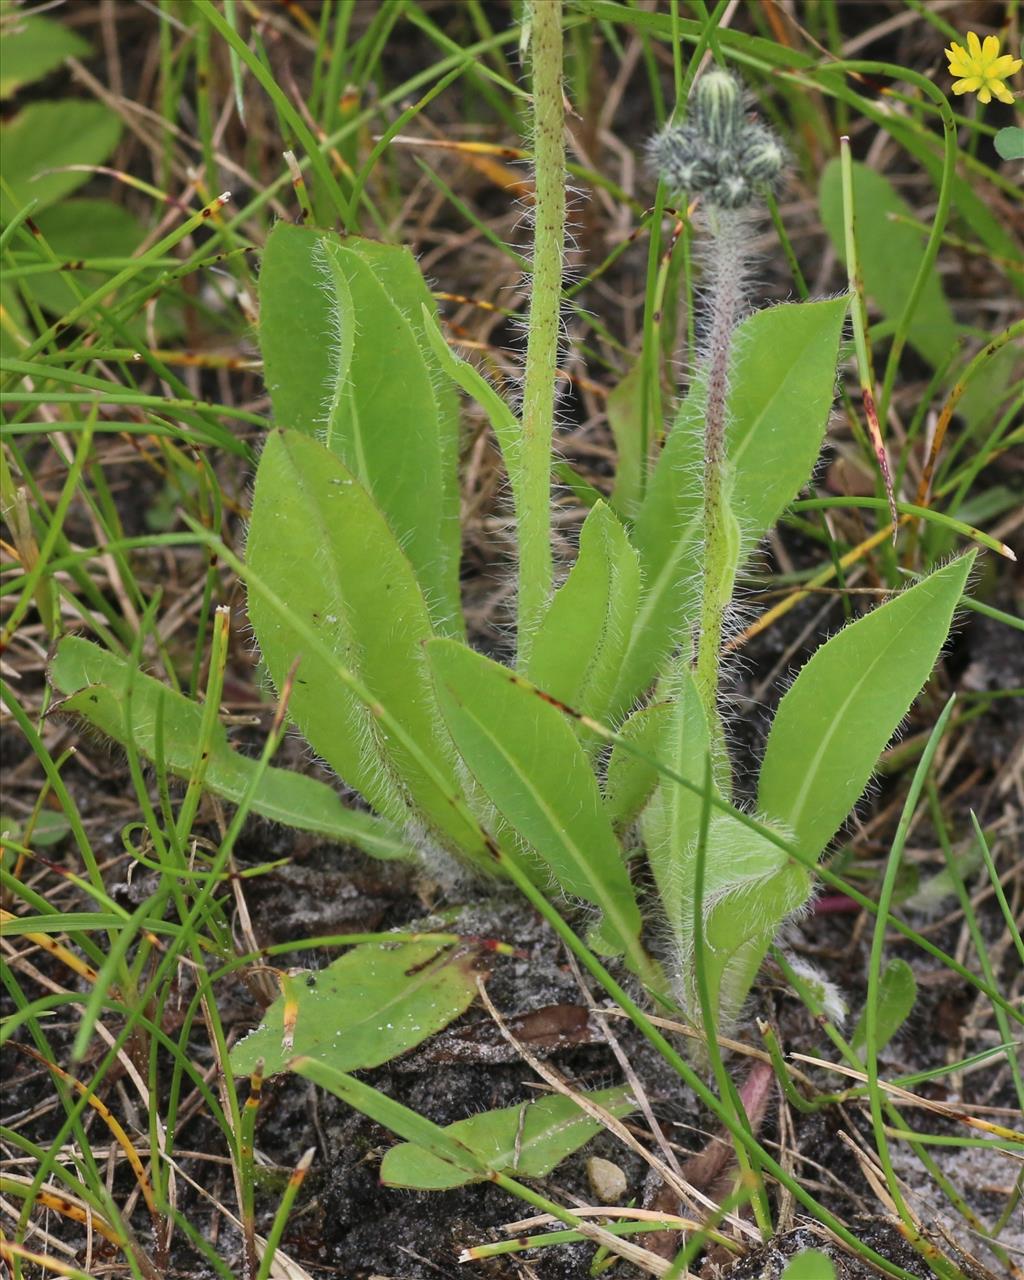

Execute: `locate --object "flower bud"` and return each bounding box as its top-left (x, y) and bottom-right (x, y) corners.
top-left (738, 124), bottom-right (786, 186)
top-left (647, 68), bottom-right (788, 209)
top-left (693, 68), bottom-right (743, 150)
top-left (648, 125), bottom-right (715, 194)
top-left (711, 173), bottom-right (752, 210)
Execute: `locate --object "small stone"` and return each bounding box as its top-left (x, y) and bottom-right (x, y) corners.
top-left (586, 1155), bottom-right (628, 1204)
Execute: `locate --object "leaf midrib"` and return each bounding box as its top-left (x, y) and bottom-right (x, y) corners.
top-left (770, 584), bottom-right (942, 848)
top-left (444, 680), bottom-right (641, 951)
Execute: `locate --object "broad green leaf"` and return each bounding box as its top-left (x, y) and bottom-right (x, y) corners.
top-left (0, 14), bottom-right (89, 97)
top-left (606, 361), bottom-right (644, 518)
top-left (640, 666), bottom-right (712, 934)
top-left (697, 836), bottom-right (809, 1031)
top-left (420, 307), bottom-right (521, 484)
top-left (995, 126), bottom-right (1024, 162)
top-left (955, 343), bottom-right (1020, 438)
top-left (639, 671), bottom-right (810, 1029)
top-left (528, 502), bottom-right (641, 724)
top-left (617, 297), bottom-right (847, 711)
top-left (380, 1086), bottom-right (636, 1191)
top-left (24, 200), bottom-right (146, 319)
top-left (602, 700), bottom-right (671, 831)
top-left (1, 101), bottom-right (121, 222)
top-left (0, 809), bottom-right (70, 848)
top-left (650, 774), bottom-right (810, 1030)
top-left (48, 636), bottom-right (408, 859)
top-left (258, 222), bottom-right (338, 435)
top-left (851, 957), bottom-right (916, 1055)
top-left (258, 225), bottom-right (461, 633)
top-left (426, 639), bottom-right (649, 978)
top-left (247, 430), bottom-right (470, 847)
top-left (295, 1057), bottom-right (489, 1184)
top-left (819, 159), bottom-right (957, 368)
top-left (885, 116), bottom-right (1024, 298)
top-left (781, 1250), bottom-right (836, 1280)
top-left (230, 940), bottom-right (482, 1076)
top-left (758, 553), bottom-right (975, 857)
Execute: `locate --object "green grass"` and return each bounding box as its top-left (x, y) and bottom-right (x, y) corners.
top-left (2, 3), bottom-right (1022, 1278)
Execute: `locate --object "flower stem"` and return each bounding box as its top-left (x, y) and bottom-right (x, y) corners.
top-left (693, 208), bottom-right (744, 783)
top-left (517, 0), bottom-right (565, 670)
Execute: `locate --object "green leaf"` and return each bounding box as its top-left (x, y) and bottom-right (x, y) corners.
top-left (994, 127), bottom-right (1024, 162)
top-left (426, 639), bottom-right (649, 978)
top-left (618, 297), bottom-right (847, 711)
top-left (48, 636), bottom-right (409, 859)
top-left (644, 710), bottom-right (810, 1030)
top-left (602, 700), bottom-right (671, 832)
top-left (528, 501), bottom-right (641, 725)
top-left (380, 1086), bottom-right (636, 1191)
top-left (1, 101), bottom-right (122, 222)
top-left (758, 554), bottom-right (975, 857)
top-left (247, 430), bottom-right (469, 846)
top-left (851, 957), bottom-right (916, 1055)
top-left (0, 14), bottom-right (89, 98)
top-left (606, 360), bottom-right (644, 518)
top-left (697, 826), bottom-right (809, 1030)
top-left (229, 940), bottom-right (482, 1077)
top-left (420, 307), bottom-right (521, 484)
top-left (781, 1250), bottom-right (836, 1280)
top-left (0, 809), bottom-right (70, 848)
top-left (294, 1057), bottom-right (489, 1184)
top-left (819, 158), bottom-right (957, 368)
top-left (23, 200), bottom-right (146, 318)
top-left (258, 225), bottom-right (461, 633)
top-left (640, 666), bottom-right (712, 935)
top-left (638, 672), bottom-right (814, 1029)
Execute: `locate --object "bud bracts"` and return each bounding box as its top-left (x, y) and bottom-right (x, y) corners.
top-left (648, 68), bottom-right (786, 209)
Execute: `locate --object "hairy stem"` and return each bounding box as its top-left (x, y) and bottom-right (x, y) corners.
top-left (693, 208), bottom-right (744, 782)
top-left (517, 0), bottom-right (565, 669)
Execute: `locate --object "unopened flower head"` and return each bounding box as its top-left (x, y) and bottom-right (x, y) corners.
top-left (945, 31), bottom-right (1022, 105)
top-left (648, 68), bottom-right (786, 209)
top-left (693, 67), bottom-right (744, 149)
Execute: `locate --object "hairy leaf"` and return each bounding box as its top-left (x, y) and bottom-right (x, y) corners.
top-left (48, 636), bottom-right (408, 858)
top-left (606, 361), bottom-right (644, 519)
top-left (640, 666), bottom-right (713, 933)
top-left (246, 429), bottom-right (471, 848)
top-left (618, 296), bottom-right (848, 710)
top-left (758, 554), bottom-right (974, 857)
top-left (259, 225), bottom-right (461, 632)
top-left (426, 639), bottom-right (651, 980)
top-left (602, 700), bottom-right (671, 831)
top-left (528, 501), bottom-right (641, 725)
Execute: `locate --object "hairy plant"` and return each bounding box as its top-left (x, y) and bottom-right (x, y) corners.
top-left (8, 5), bottom-right (1021, 1278)
top-left (55, 59), bottom-right (975, 1044)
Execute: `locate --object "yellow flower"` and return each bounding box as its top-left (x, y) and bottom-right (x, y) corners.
top-left (945, 31), bottom-right (1022, 105)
